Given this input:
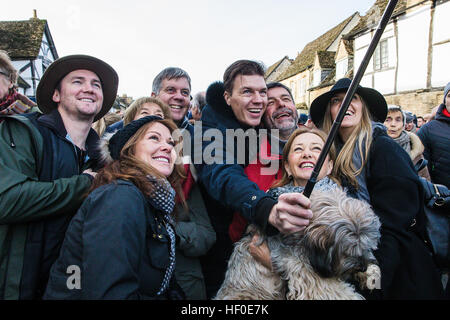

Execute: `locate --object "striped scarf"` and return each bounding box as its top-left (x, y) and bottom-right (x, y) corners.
top-left (0, 90), bottom-right (33, 115)
top-left (393, 130), bottom-right (411, 154)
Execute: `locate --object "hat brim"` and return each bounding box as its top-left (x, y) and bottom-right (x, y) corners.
top-left (36, 55), bottom-right (118, 122)
top-left (310, 86), bottom-right (387, 128)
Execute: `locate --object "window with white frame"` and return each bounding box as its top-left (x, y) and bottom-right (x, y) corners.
top-left (374, 39), bottom-right (389, 71)
top-left (298, 77), bottom-right (306, 97)
top-left (313, 69), bottom-right (321, 87)
top-left (290, 81), bottom-right (296, 98)
top-left (336, 59), bottom-right (348, 79)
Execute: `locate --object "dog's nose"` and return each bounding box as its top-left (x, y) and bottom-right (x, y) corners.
top-left (357, 259), bottom-right (368, 272)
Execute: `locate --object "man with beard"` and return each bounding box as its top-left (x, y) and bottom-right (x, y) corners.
top-left (263, 82), bottom-right (299, 141)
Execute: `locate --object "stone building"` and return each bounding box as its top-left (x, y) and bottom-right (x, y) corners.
top-left (265, 56), bottom-right (293, 83)
top-left (268, 0), bottom-right (449, 117)
top-left (348, 0), bottom-right (449, 116)
top-left (272, 12), bottom-right (361, 111)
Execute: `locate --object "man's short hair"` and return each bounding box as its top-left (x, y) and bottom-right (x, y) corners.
top-left (193, 92), bottom-right (207, 112)
top-left (267, 82), bottom-right (295, 104)
top-left (223, 60), bottom-right (266, 94)
top-left (152, 67), bottom-right (191, 95)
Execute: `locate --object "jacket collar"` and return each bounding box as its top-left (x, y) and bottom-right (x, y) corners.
top-left (37, 109), bottom-right (68, 137)
top-left (436, 103), bottom-right (450, 123)
top-left (37, 109), bottom-right (102, 165)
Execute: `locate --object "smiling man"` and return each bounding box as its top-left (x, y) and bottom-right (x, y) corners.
top-left (152, 67), bottom-right (192, 129)
top-left (263, 82), bottom-right (298, 141)
top-left (197, 60), bottom-right (313, 298)
top-left (0, 55), bottom-right (118, 299)
top-left (152, 66), bottom-right (216, 300)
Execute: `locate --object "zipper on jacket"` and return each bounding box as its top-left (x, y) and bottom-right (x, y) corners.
top-left (6, 122), bottom-right (16, 148)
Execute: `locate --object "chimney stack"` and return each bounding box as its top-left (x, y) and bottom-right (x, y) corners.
top-left (33, 9), bottom-right (37, 19)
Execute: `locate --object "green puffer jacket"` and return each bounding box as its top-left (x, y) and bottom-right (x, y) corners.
top-left (0, 114), bottom-right (93, 299)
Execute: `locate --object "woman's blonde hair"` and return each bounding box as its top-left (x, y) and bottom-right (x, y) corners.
top-left (91, 113), bottom-right (123, 137)
top-left (322, 96), bottom-right (373, 188)
top-left (123, 97), bottom-right (171, 126)
top-left (271, 127), bottom-right (336, 188)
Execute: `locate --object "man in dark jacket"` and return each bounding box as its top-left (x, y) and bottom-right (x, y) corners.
top-left (151, 67), bottom-right (215, 300)
top-left (228, 82), bottom-right (299, 243)
top-left (151, 67), bottom-right (192, 130)
top-left (0, 55), bottom-right (118, 299)
top-left (197, 60), bottom-right (312, 297)
top-left (417, 82), bottom-right (450, 188)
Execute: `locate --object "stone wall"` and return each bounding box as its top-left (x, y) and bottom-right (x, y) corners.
top-left (384, 89), bottom-right (444, 116)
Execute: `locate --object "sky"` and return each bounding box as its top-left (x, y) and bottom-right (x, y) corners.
top-left (1, 0), bottom-right (375, 99)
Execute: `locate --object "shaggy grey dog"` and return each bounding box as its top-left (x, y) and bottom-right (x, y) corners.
top-left (215, 188), bottom-right (381, 300)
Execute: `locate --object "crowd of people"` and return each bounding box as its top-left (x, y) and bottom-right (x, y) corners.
top-left (0, 49), bottom-right (448, 300)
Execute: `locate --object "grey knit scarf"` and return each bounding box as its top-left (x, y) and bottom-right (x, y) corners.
top-left (393, 130), bottom-right (411, 154)
top-left (267, 176), bottom-right (339, 200)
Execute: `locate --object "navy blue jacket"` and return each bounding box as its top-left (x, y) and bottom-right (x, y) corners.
top-left (196, 82), bottom-right (277, 232)
top-left (417, 103), bottom-right (450, 188)
top-left (194, 82), bottom-right (277, 298)
top-left (17, 110), bottom-right (101, 299)
top-left (44, 180), bottom-right (178, 300)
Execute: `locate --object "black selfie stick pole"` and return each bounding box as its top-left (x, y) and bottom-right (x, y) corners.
top-left (303, 0), bottom-right (398, 198)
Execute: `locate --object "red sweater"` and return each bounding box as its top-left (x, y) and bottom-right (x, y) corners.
top-left (228, 137), bottom-right (283, 242)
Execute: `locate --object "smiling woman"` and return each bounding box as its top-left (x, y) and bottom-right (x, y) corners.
top-left (44, 116), bottom-right (187, 300)
top-left (308, 78), bottom-right (444, 299)
top-left (271, 127), bottom-right (336, 189)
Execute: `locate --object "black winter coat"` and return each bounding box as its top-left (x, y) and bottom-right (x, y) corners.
top-left (44, 180), bottom-right (179, 300)
top-left (358, 127), bottom-right (443, 299)
top-left (417, 103), bottom-right (450, 188)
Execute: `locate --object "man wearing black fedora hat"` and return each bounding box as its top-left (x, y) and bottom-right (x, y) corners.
top-left (0, 54), bottom-right (118, 299)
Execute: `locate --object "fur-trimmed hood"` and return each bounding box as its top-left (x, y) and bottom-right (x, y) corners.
top-left (205, 82), bottom-right (235, 122)
top-left (407, 131), bottom-right (424, 161)
top-left (203, 81), bottom-right (253, 130)
top-left (98, 131), bottom-right (115, 165)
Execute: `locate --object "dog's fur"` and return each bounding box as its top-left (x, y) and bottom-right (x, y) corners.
top-left (215, 188), bottom-right (381, 300)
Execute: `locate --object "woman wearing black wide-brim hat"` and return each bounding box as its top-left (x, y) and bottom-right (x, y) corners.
top-left (309, 78), bottom-right (444, 299)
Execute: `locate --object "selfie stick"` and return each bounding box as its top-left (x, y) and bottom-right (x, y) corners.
top-left (303, 0), bottom-right (398, 198)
